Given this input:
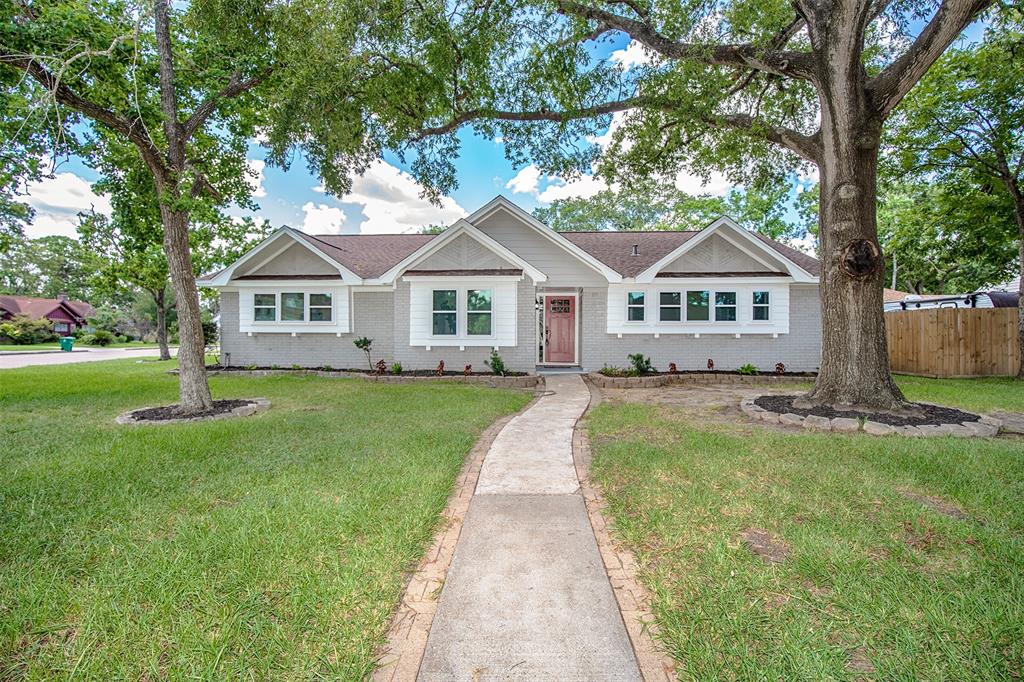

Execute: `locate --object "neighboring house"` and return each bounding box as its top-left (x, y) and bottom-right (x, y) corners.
top-left (0, 295), bottom-right (95, 335)
top-left (199, 196), bottom-right (822, 373)
top-left (883, 290), bottom-right (1020, 312)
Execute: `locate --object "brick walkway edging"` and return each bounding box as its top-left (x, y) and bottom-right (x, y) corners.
top-left (575, 381), bottom-right (677, 682)
top-left (371, 390), bottom-right (546, 682)
top-left (587, 371), bottom-right (811, 389)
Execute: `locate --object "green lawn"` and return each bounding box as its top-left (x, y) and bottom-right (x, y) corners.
top-left (0, 341), bottom-right (165, 352)
top-left (895, 375), bottom-right (1024, 414)
top-left (587, 403), bottom-right (1024, 680)
top-left (1, 360), bottom-right (530, 678)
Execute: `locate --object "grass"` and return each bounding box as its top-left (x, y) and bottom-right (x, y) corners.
top-left (895, 375), bottom-right (1024, 414)
top-left (587, 402), bottom-right (1024, 680)
top-left (0, 341), bottom-right (164, 352)
top-left (1, 360), bottom-right (530, 678)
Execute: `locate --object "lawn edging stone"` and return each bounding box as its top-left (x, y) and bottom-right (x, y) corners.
top-left (738, 397), bottom-right (1002, 437)
top-left (588, 372), bottom-right (810, 389)
top-left (185, 367), bottom-right (543, 389)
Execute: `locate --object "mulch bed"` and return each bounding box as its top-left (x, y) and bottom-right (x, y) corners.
top-left (754, 394), bottom-right (981, 427)
top-left (131, 399), bottom-right (256, 422)
top-left (600, 369), bottom-right (817, 378)
top-left (205, 365), bottom-right (526, 377)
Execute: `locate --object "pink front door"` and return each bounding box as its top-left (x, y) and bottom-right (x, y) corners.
top-left (544, 296), bottom-right (576, 364)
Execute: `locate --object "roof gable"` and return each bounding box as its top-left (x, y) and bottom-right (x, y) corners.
top-left (200, 228), bottom-right (365, 286)
top-left (0, 296), bottom-right (93, 321)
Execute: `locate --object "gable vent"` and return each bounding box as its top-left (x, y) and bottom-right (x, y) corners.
top-left (631, 244), bottom-right (640, 256)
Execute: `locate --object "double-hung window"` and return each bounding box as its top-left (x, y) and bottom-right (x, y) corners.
top-left (281, 292), bottom-right (305, 321)
top-left (627, 292), bottom-right (645, 321)
top-left (254, 294), bottom-right (277, 321)
top-left (432, 290), bottom-right (457, 335)
top-left (467, 289), bottom-right (493, 336)
top-left (715, 292), bottom-right (737, 321)
top-left (753, 291), bottom-right (770, 321)
top-left (659, 292), bottom-right (682, 321)
top-left (309, 293), bottom-right (333, 322)
top-left (686, 290), bottom-right (710, 321)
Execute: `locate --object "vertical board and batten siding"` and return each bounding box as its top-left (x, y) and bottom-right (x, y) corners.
top-left (407, 279), bottom-right (519, 347)
top-left (886, 307), bottom-right (1021, 377)
top-left (473, 210), bottom-right (607, 287)
top-left (605, 282), bottom-right (790, 336)
top-left (237, 286), bottom-right (351, 335)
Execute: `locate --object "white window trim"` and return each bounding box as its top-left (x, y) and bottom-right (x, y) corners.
top-left (685, 289), bottom-right (710, 323)
top-left (429, 286), bottom-right (497, 341)
top-left (625, 291), bottom-right (646, 323)
top-left (714, 291), bottom-right (738, 322)
top-left (752, 290), bottom-right (771, 322)
top-left (658, 291), bottom-right (683, 323)
top-left (466, 288), bottom-right (494, 337)
top-left (432, 289), bottom-right (458, 337)
top-left (251, 290), bottom-right (337, 326)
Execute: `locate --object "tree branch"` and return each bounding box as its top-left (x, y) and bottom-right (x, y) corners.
top-left (414, 96), bottom-right (820, 161)
top-left (867, 0), bottom-right (993, 117)
top-left (555, 0), bottom-right (816, 80)
top-left (0, 49), bottom-right (165, 174)
top-left (182, 67), bottom-right (274, 141)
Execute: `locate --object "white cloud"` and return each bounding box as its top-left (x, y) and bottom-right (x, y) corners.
top-left (538, 174), bottom-right (610, 202)
top-left (23, 171), bottom-right (112, 239)
top-left (610, 40), bottom-right (657, 70)
top-left (246, 159), bottom-right (267, 198)
top-left (303, 159), bottom-right (467, 234)
top-left (300, 202), bottom-right (347, 233)
top-left (505, 165), bottom-right (542, 195)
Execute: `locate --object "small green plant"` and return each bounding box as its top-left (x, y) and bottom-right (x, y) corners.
top-left (738, 363), bottom-right (758, 375)
top-left (628, 353), bottom-right (654, 375)
top-left (390, 362), bottom-right (403, 375)
top-left (270, 364), bottom-right (281, 370)
top-left (321, 364), bottom-right (334, 372)
top-left (291, 363), bottom-right (302, 370)
top-left (599, 365), bottom-right (631, 377)
top-left (84, 330), bottom-right (115, 346)
top-left (246, 363), bottom-right (258, 370)
top-left (354, 337), bottom-right (374, 370)
top-left (485, 350), bottom-right (507, 376)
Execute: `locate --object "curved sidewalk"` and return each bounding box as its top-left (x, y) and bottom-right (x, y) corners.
top-left (417, 374), bottom-right (642, 681)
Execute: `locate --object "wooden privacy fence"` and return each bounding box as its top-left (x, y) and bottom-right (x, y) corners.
top-left (886, 307), bottom-right (1021, 377)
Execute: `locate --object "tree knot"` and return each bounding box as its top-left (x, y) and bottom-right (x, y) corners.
top-left (839, 239), bottom-right (882, 279)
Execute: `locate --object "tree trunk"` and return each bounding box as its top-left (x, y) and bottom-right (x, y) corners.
top-left (153, 286), bottom-right (171, 361)
top-left (161, 205), bottom-right (213, 412)
top-left (801, 25), bottom-right (907, 410)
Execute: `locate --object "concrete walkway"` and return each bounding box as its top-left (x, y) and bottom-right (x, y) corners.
top-left (418, 375), bottom-right (641, 681)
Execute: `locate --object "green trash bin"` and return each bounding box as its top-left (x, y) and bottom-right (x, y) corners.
top-left (59, 336), bottom-right (75, 352)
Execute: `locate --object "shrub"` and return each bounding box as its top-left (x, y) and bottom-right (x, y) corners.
top-left (291, 364), bottom-right (302, 370)
top-left (707, 358), bottom-right (715, 370)
top-left (354, 337), bottom-right (373, 370)
top-left (485, 350), bottom-right (507, 376)
top-left (375, 359), bottom-right (387, 375)
top-left (599, 365), bottom-right (631, 377)
top-left (390, 362), bottom-right (403, 375)
top-left (0, 315), bottom-right (57, 345)
top-left (84, 330), bottom-right (115, 346)
top-left (464, 364), bottom-right (472, 376)
top-left (628, 353), bottom-right (654, 375)
top-left (322, 364), bottom-right (334, 372)
top-left (201, 319), bottom-right (218, 347)
top-left (435, 360), bottom-right (445, 375)
top-left (668, 362), bottom-right (678, 374)
top-left (738, 363), bottom-right (758, 375)
top-left (775, 362), bottom-right (786, 374)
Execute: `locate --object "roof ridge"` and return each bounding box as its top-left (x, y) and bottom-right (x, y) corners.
top-left (561, 229), bottom-right (699, 234)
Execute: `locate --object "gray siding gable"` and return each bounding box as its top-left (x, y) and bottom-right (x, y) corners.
top-left (238, 241), bottom-right (337, 277)
top-left (662, 233), bottom-right (775, 273)
top-left (473, 208), bottom-right (607, 287)
top-left (416, 233), bottom-right (517, 270)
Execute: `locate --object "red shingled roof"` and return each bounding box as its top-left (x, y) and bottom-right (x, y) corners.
top-left (0, 295), bottom-right (94, 320)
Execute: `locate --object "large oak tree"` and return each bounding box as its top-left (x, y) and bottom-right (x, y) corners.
top-left (364, 0), bottom-right (995, 408)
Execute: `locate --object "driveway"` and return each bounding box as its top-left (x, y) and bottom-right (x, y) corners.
top-left (0, 346), bottom-right (177, 369)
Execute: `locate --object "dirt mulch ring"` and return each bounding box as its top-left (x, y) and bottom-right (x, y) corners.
top-left (740, 527), bottom-right (790, 564)
top-left (116, 399), bottom-right (270, 425)
top-left (899, 490), bottom-right (970, 521)
top-left (753, 395), bottom-right (981, 427)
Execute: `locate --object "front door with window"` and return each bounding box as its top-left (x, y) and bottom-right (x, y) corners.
top-left (544, 296), bottom-right (576, 364)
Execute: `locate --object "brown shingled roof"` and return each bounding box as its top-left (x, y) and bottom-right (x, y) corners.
top-left (293, 232), bottom-right (437, 279)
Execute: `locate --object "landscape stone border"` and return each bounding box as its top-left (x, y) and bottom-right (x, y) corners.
top-left (740, 397), bottom-right (1002, 437)
top-left (115, 398), bottom-right (271, 425)
top-left (587, 372), bottom-right (812, 389)
top-left (193, 367), bottom-right (543, 389)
